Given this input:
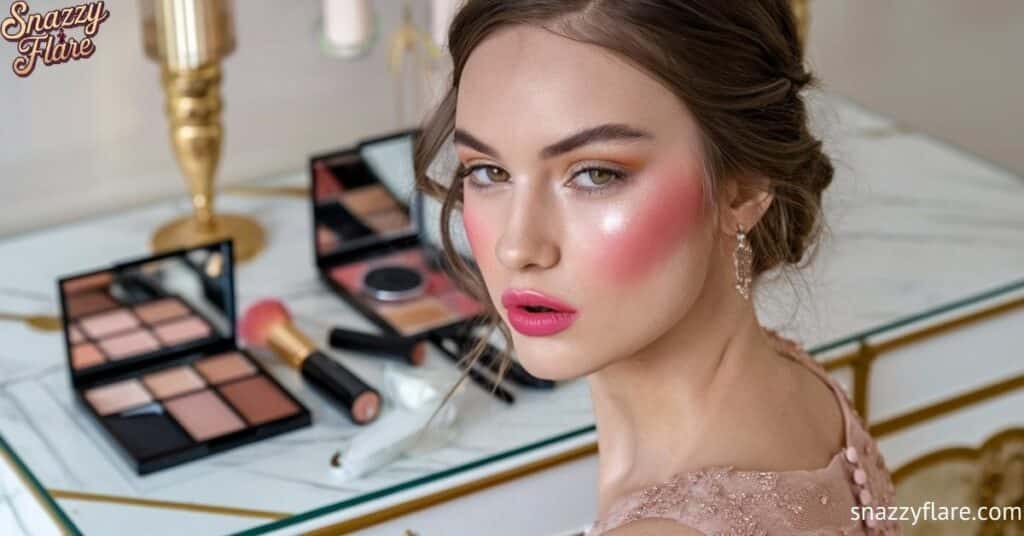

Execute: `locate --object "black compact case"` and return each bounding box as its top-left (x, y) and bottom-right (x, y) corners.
top-left (58, 240), bottom-right (311, 475)
top-left (309, 129), bottom-right (487, 341)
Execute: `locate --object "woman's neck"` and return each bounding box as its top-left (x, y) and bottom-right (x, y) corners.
top-left (586, 285), bottom-right (771, 516)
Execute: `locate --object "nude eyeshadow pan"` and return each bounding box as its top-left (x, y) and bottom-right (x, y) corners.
top-left (218, 375), bottom-right (301, 426)
top-left (164, 390), bottom-right (245, 441)
top-left (142, 366), bottom-right (205, 399)
top-left (134, 298), bottom-right (190, 325)
top-left (85, 379), bottom-right (153, 417)
top-left (71, 343), bottom-right (105, 369)
top-left (194, 352), bottom-right (258, 384)
top-left (79, 308), bottom-right (140, 339)
top-left (98, 329), bottom-right (161, 361)
top-left (152, 316), bottom-right (212, 346)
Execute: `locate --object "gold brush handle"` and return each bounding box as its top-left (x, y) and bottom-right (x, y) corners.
top-left (221, 185), bottom-right (310, 198)
top-left (0, 312), bottom-right (63, 332)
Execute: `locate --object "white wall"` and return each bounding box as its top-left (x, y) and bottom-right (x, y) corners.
top-left (2, 1), bottom-right (1021, 236)
top-left (805, 0), bottom-right (1024, 177)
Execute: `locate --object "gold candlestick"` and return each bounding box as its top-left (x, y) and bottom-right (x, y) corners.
top-left (791, 0), bottom-right (810, 52)
top-left (387, 1), bottom-right (441, 127)
top-left (141, 0), bottom-right (265, 262)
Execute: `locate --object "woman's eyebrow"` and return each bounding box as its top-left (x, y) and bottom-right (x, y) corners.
top-left (453, 123), bottom-right (653, 161)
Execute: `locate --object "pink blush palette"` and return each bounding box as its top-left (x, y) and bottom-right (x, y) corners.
top-left (327, 247), bottom-right (482, 337)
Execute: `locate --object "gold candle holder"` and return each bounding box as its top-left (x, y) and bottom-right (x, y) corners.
top-left (791, 0), bottom-right (810, 53)
top-left (141, 0), bottom-right (265, 262)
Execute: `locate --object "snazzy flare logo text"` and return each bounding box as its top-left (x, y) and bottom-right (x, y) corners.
top-left (1, 1), bottom-right (109, 77)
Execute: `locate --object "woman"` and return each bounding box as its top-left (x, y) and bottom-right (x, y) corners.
top-left (414, 1), bottom-right (899, 534)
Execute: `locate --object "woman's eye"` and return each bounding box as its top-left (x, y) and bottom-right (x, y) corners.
top-left (463, 165), bottom-right (509, 186)
top-left (572, 168), bottom-right (618, 188)
top-left (460, 163), bottom-right (629, 195)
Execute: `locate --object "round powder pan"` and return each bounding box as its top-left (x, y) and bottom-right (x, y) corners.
top-left (360, 265), bottom-right (426, 302)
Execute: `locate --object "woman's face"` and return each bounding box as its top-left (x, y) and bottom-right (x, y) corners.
top-left (455, 25), bottom-right (722, 380)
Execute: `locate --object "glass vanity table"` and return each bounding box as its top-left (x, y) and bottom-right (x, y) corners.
top-left (1, 93), bottom-right (1022, 535)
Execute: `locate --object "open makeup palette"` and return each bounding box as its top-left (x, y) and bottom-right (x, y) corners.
top-left (309, 130), bottom-right (485, 340)
top-left (58, 240), bottom-right (311, 475)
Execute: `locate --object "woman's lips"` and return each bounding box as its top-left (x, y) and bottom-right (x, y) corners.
top-left (500, 289), bottom-right (578, 336)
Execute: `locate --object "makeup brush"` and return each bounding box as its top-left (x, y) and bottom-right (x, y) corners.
top-left (0, 312), bottom-right (62, 332)
top-left (241, 299), bottom-right (380, 425)
top-left (428, 333), bottom-right (515, 405)
top-left (450, 333), bottom-right (556, 390)
top-left (328, 327), bottom-right (428, 366)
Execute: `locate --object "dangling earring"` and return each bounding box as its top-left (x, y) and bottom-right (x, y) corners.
top-left (733, 224), bottom-right (753, 300)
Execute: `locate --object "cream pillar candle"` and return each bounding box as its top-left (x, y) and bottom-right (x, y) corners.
top-left (430, 0), bottom-right (461, 49)
top-left (323, 0), bottom-right (372, 54)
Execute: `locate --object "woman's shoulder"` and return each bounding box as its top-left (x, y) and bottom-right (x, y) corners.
top-left (586, 328), bottom-right (902, 535)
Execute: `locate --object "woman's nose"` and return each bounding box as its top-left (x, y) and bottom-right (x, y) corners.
top-left (495, 190), bottom-right (560, 272)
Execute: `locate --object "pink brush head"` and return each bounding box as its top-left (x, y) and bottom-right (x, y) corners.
top-left (240, 299), bottom-right (291, 347)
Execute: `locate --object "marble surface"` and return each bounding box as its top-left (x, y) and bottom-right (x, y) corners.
top-left (1, 92), bottom-right (1022, 535)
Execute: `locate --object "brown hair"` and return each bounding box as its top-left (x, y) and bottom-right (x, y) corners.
top-left (413, 0), bottom-right (833, 414)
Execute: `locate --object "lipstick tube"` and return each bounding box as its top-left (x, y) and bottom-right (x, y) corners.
top-left (267, 322), bottom-right (380, 424)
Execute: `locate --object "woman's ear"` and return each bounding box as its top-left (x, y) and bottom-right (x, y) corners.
top-left (718, 174), bottom-right (773, 235)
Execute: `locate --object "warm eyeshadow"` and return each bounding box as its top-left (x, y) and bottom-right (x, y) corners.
top-left (329, 262), bottom-right (368, 292)
top-left (98, 329), bottom-right (161, 360)
top-left (68, 323), bottom-right (86, 344)
top-left (340, 184), bottom-right (398, 216)
top-left (313, 162), bottom-right (344, 199)
top-left (65, 291), bottom-right (118, 318)
top-left (195, 352), bottom-right (257, 384)
top-left (143, 366), bottom-right (206, 399)
top-left (164, 390), bottom-right (245, 441)
top-left (134, 298), bottom-right (190, 325)
top-left (79, 308), bottom-right (140, 339)
top-left (376, 297), bottom-right (456, 335)
top-left (84, 379), bottom-right (153, 416)
top-left (218, 375), bottom-right (299, 425)
top-left (71, 343), bottom-right (106, 369)
top-left (362, 210), bottom-right (410, 234)
top-left (152, 316), bottom-right (212, 346)
top-left (316, 225), bottom-right (339, 252)
top-left (62, 272), bottom-right (114, 294)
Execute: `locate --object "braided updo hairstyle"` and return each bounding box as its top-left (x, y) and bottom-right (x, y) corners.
top-left (412, 0), bottom-right (834, 402)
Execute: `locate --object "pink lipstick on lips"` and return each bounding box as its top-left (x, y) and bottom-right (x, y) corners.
top-left (500, 289), bottom-right (578, 336)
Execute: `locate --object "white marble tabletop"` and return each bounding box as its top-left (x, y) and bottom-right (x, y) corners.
top-left (1, 92), bottom-right (1022, 535)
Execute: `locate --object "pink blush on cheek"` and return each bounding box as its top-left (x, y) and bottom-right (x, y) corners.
top-left (597, 167), bottom-right (704, 283)
top-left (461, 202), bottom-right (492, 266)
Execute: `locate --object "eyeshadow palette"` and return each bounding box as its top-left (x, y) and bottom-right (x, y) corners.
top-left (58, 241), bottom-right (311, 474)
top-left (310, 130), bottom-right (486, 339)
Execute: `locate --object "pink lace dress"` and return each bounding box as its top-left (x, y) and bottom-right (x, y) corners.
top-left (585, 328), bottom-right (901, 535)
